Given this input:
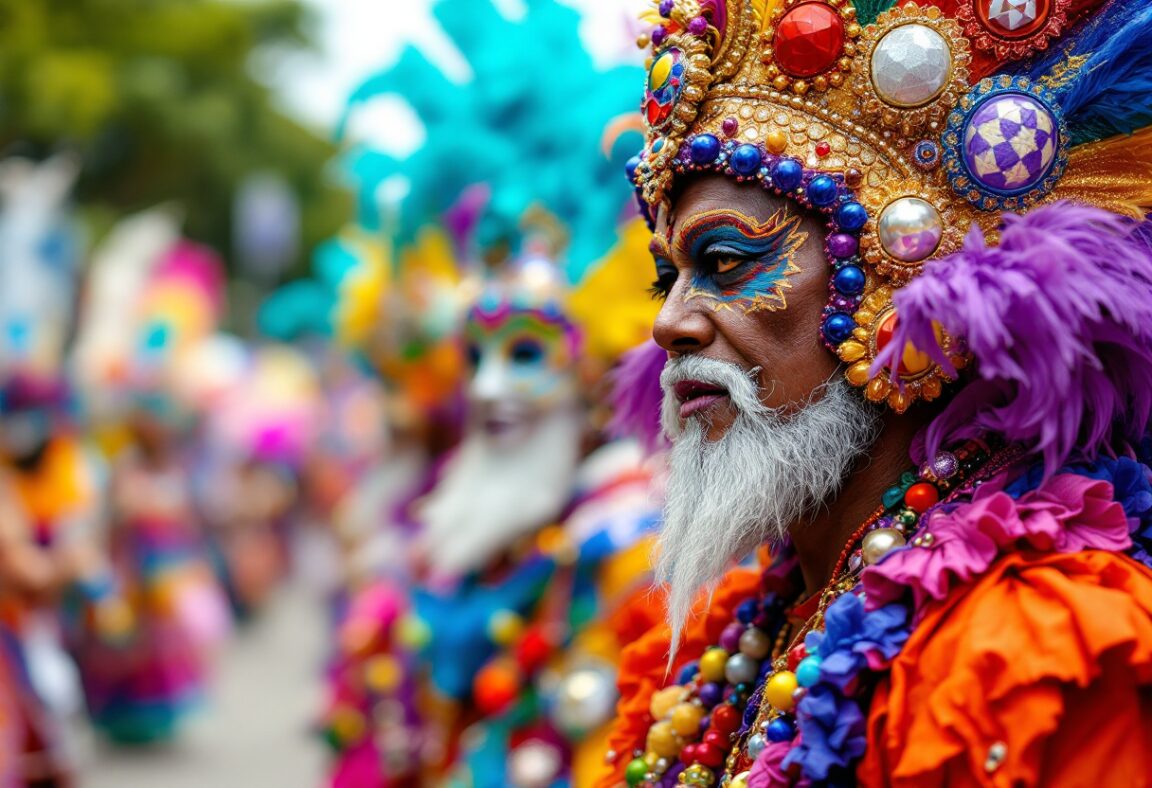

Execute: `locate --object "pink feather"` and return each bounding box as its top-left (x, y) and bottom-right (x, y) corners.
top-left (607, 339), bottom-right (668, 453)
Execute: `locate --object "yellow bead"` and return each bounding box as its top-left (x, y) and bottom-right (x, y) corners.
top-left (649, 685), bottom-right (688, 720)
top-left (765, 670), bottom-right (799, 712)
top-left (669, 702), bottom-right (704, 736)
top-left (487, 609), bottom-right (524, 646)
top-left (363, 655), bottom-right (402, 693)
top-left (394, 614), bottom-right (431, 649)
top-left (730, 771), bottom-right (751, 788)
top-left (646, 720), bottom-right (682, 759)
top-left (699, 647), bottom-right (729, 683)
top-left (766, 129), bottom-right (788, 154)
top-left (329, 706), bottom-right (366, 744)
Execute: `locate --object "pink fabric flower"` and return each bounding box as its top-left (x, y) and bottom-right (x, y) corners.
top-left (749, 738), bottom-right (810, 788)
top-left (863, 474), bottom-right (1131, 619)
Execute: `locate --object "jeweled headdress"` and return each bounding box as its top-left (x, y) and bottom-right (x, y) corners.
top-left (630, 0), bottom-right (1152, 418)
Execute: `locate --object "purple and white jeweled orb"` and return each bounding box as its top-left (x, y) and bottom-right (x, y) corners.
top-left (962, 92), bottom-right (1057, 194)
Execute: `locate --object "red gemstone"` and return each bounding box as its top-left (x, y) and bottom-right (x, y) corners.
top-left (710, 704), bottom-right (741, 736)
top-left (904, 482), bottom-right (940, 514)
top-left (977, 0), bottom-right (1052, 41)
top-left (874, 311), bottom-right (909, 375)
top-left (774, 2), bottom-right (845, 79)
top-left (815, 141), bottom-right (831, 157)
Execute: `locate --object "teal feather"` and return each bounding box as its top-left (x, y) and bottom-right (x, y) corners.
top-left (337, 0), bottom-right (642, 281)
top-left (851, 0), bottom-right (898, 26)
top-left (1019, 0), bottom-right (1152, 145)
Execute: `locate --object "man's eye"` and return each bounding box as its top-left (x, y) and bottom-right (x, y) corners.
top-left (715, 256), bottom-right (742, 274)
top-left (649, 266), bottom-right (678, 300)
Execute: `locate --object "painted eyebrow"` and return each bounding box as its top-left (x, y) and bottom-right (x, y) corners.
top-left (649, 234), bottom-right (672, 260)
top-left (674, 208), bottom-right (793, 258)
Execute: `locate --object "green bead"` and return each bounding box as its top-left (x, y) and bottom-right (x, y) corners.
top-left (625, 757), bottom-right (649, 786)
top-left (898, 509), bottom-right (918, 526)
top-left (899, 471), bottom-right (918, 487)
top-left (882, 486), bottom-right (905, 509)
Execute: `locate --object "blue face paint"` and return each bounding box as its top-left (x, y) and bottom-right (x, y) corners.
top-left (664, 208), bottom-right (808, 313)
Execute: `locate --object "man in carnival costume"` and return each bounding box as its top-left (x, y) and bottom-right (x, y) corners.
top-left (595, 0), bottom-right (1152, 785)
top-left (319, 2), bottom-right (668, 785)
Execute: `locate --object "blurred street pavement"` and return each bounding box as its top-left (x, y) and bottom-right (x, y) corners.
top-left (78, 581), bottom-right (328, 788)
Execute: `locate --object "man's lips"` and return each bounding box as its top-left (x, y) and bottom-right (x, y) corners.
top-left (674, 379), bottom-right (730, 419)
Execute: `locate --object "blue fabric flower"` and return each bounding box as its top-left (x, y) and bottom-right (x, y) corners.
top-left (786, 593), bottom-right (912, 782)
top-left (781, 684), bottom-right (866, 782)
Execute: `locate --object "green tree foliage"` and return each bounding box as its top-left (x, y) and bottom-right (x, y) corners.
top-left (0, 0), bottom-right (349, 275)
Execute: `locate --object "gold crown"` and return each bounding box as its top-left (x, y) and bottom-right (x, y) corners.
top-left (631, 0), bottom-right (1151, 412)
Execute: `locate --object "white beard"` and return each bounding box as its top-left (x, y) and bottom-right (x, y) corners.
top-left (657, 356), bottom-right (881, 655)
top-left (416, 406), bottom-right (584, 581)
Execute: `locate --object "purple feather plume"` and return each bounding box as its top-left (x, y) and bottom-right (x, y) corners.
top-left (607, 339), bottom-right (668, 454)
top-left (873, 202), bottom-right (1152, 474)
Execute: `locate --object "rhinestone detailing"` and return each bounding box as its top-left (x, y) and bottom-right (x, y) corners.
top-left (985, 0), bottom-right (1041, 35)
top-left (877, 197), bottom-right (943, 262)
top-left (962, 92), bottom-right (1058, 194)
top-left (870, 23), bottom-right (952, 108)
top-left (773, 2), bottom-right (846, 78)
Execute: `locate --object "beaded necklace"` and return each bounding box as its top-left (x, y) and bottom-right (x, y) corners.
top-left (622, 439), bottom-right (1014, 788)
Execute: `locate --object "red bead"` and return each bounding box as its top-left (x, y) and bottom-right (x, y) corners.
top-left (904, 482), bottom-right (940, 514)
top-left (773, 2), bottom-right (846, 79)
top-left (786, 643), bottom-right (807, 671)
top-left (703, 728), bottom-right (730, 748)
top-left (815, 141), bottom-right (831, 157)
top-left (515, 627), bottom-right (553, 674)
top-left (680, 743), bottom-right (701, 765)
top-left (697, 742), bottom-right (726, 768)
top-left (711, 703), bottom-right (741, 735)
top-left (473, 663), bottom-right (519, 715)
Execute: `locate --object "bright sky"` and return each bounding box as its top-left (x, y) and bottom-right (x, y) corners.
top-left (266, 0), bottom-right (647, 152)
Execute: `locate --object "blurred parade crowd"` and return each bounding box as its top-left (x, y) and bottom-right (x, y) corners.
top-left (0, 0), bottom-right (662, 785)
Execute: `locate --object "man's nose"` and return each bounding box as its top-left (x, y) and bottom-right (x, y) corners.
top-left (653, 280), bottom-right (715, 355)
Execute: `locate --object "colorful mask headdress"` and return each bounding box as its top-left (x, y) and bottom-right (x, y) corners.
top-left (331, 0), bottom-right (659, 396)
top-left (630, 0), bottom-right (1152, 455)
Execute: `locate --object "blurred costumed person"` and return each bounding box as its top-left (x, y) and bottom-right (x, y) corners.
top-left (198, 342), bottom-right (319, 620)
top-left (318, 1), bottom-right (667, 785)
top-left (0, 154), bottom-right (125, 786)
top-left (72, 209), bottom-right (230, 744)
top-left (592, 0), bottom-right (1152, 785)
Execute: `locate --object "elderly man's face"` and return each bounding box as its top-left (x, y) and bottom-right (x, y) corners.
top-left (651, 175), bottom-right (840, 440)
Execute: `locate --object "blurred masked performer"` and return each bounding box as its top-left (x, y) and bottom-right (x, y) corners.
top-left (0, 155), bottom-right (113, 786)
top-left (319, 1), bottom-right (668, 785)
top-left (73, 211), bottom-right (230, 744)
top-left (593, 0), bottom-right (1152, 786)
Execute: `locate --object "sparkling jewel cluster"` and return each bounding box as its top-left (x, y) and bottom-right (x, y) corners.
top-left (632, 0), bottom-right (1071, 411)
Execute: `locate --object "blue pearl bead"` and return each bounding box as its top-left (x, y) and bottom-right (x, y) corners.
top-left (735, 599), bottom-right (759, 625)
top-left (765, 717), bottom-right (796, 743)
top-left (833, 265), bottom-right (866, 296)
top-left (823, 313), bottom-right (856, 344)
top-left (730, 144), bottom-right (762, 176)
top-left (771, 158), bottom-right (803, 191)
top-left (689, 134), bottom-right (721, 165)
top-left (625, 154), bottom-right (641, 181)
top-left (796, 655), bottom-right (823, 688)
top-left (746, 733), bottom-right (768, 759)
top-left (807, 175), bottom-right (838, 207)
top-left (836, 201), bottom-right (868, 231)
